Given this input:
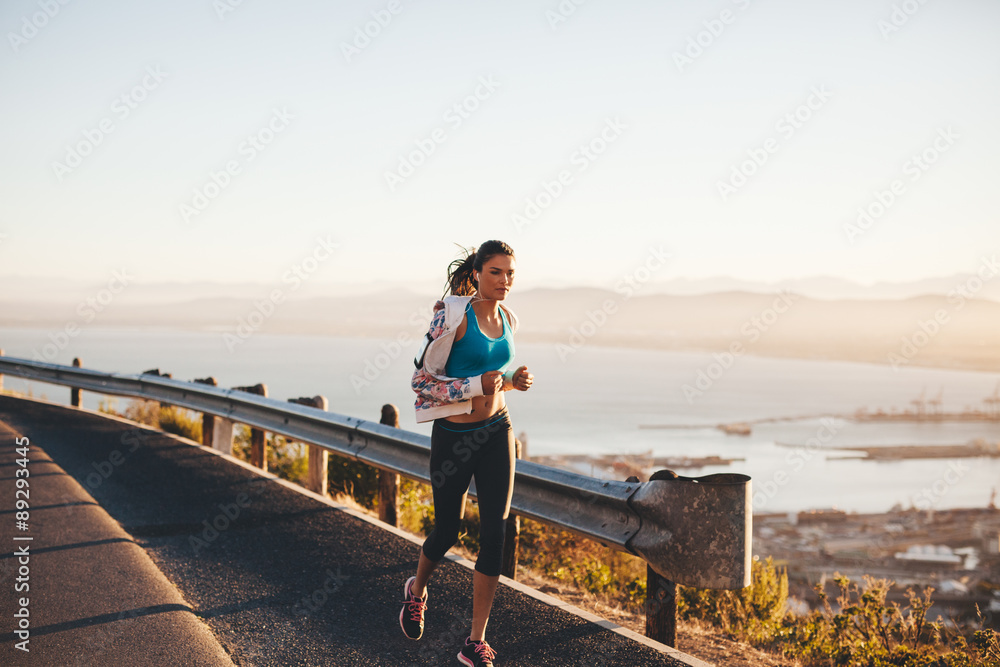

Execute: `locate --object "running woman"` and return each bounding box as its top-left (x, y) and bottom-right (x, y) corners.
top-left (401, 240), bottom-right (533, 667)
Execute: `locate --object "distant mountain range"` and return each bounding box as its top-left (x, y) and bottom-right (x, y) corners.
top-left (641, 274), bottom-right (1000, 302)
top-left (1, 272), bottom-right (999, 306)
top-left (2, 279), bottom-right (999, 372)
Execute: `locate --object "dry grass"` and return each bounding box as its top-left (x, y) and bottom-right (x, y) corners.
top-left (511, 566), bottom-right (798, 667)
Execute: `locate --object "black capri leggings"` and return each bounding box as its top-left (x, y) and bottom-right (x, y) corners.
top-left (421, 408), bottom-right (515, 577)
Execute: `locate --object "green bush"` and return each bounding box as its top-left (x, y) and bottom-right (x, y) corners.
top-left (268, 434), bottom-right (308, 484)
top-left (456, 500), bottom-right (482, 554)
top-left (118, 399), bottom-right (202, 442)
top-left (679, 560), bottom-right (1000, 667)
top-left (158, 405), bottom-right (202, 442)
top-left (122, 398), bottom-right (156, 424)
top-left (517, 518), bottom-right (647, 604)
top-left (399, 478), bottom-right (435, 536)
top-left (787, 575), bottom-right (999, 667)
top-left (678, 555), bottom-right (789, 643)
top-left (327, 457), bottom-right (379, 508)
top-left (232, 426), bottom-right (308, 485)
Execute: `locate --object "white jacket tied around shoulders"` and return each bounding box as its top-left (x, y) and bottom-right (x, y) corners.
top-left (411, 295), bottom-right (519, 423)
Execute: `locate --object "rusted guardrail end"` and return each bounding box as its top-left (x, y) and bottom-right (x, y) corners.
top-left (626, 471), bottom-right (752, 590)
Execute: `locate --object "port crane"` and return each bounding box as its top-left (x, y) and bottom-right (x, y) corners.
top-left (984, 382), bottom-right (1000, 419)
top-left (927, 386), bottom-right (943, 415)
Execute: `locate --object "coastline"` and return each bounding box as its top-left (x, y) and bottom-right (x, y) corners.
top-left (4, 322), bottom-right (1000, 376)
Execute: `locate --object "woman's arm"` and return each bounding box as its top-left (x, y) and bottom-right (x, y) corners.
top-left (411, 365), bottom-right (484, 402)
top-left (502, 368), bottom-right (516, 392)
top-left (412, 304), bottom-right (485, 402)
top-left (504, 365), bottom-right (533, 391)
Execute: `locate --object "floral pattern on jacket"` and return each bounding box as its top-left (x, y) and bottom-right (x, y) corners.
top-left (411, 301), bottom-right (478, 417)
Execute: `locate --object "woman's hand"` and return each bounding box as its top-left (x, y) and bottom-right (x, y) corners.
top-left (512, 365), bottom-right (533, 391)
top-left (481, 370), bottom-right (504, 395)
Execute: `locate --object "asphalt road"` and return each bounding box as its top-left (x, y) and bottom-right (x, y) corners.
top-left (0, 405), bottom-right (235, 667)
top-left (0, 395), bottom-right (699, 666)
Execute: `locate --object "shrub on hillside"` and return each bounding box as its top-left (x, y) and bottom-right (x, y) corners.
top-left (158, 405), bottom-right (202, 441)
top-left (327, 458), bottom-right (379, 508)
top-left (232, 426), bottom-right (308, 485)
top-left (680, 560), bottom-right (1000, 666)
top-left (120, 399), bottom-right (201, 442)
top-left (123, 399), bottom-right (158, 425)
top-left (678, 555), bottom-right (790, 644)
top-left (517, 518), bottom-right (647, 604)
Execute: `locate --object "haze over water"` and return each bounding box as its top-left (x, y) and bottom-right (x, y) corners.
top-left (3, 327), bottom-right (997, 515)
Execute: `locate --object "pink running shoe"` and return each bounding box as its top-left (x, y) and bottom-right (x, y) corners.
top-left (399, 576), bottom-right (427, 640)
top-left (457, 636), bottom-right (497, 666)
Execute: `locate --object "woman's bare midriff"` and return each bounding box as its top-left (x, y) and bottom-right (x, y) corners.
top-left (443, 392), bottom-right (506, 424)
top-left (441, 305), bottom-right (509, 424)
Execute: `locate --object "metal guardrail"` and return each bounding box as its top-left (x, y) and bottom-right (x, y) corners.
top-left (0, 356), bottom-right (751, 590)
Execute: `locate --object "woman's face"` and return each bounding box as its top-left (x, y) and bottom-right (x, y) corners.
top-left (477, 254), bottom-right (515, 300)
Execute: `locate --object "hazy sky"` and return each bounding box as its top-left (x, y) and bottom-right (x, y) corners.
top-left (1, 0), bottom-right (997, 294)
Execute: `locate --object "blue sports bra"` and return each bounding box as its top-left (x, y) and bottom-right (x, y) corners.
top-left (445, 302), bottom-right (515, 378)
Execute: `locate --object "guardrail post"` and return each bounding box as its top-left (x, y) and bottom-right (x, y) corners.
top-left (71, 357), bottom-right (82, 406)
top-left (626, 472), bottom-right (678, 647)
top-left (288, 395), bottom-right (329, 496)
top-left (500, 437), bottom-right (523, 580)
top-left (235, 383), bottom-right (268, 470)
top-left (193, 371), bottom-right (229, 455)
top-left (142, 369), bottom-right (172, 410)
top-left (212, 417), bottom-right (235, 456)
top-left (193, 377), bottom-right (218, 448)
top-left (645, 564), bottom-right (677, 647)
top-left (378, 404), bottom-right (400, 527)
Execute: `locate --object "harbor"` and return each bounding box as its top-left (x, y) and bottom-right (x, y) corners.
top-left (640, 385), bottom-right (1000, 438)
top-left (813, 441), bottom-right (1000, 461)
top-left (527, 452), bottom-right (745, 480)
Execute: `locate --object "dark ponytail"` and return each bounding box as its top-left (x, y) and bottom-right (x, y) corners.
top-left (443, 240), bottom-right (515, 298)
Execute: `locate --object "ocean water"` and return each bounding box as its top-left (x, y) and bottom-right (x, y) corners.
top-left (2, 327), bottom-right (998, 514)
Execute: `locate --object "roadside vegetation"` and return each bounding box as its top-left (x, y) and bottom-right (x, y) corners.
top-left (102, 397), bottom-right (1000, 666)
top-left (323, 456), bottom-right (1000, 667)
top-left (109, 397), bottom-right (203, 442)
top-left (314, 451), bottom-right (1000, 667)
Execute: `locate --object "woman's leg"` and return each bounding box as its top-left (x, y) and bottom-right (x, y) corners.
top-left (469, 419), bottom-right (516, 641)
top-left (417, 421), bottom-right (477, 591)
top-left (471, 571), bottom-right (500, 641)
top-left (411, 548), bottom-right (436, 598)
